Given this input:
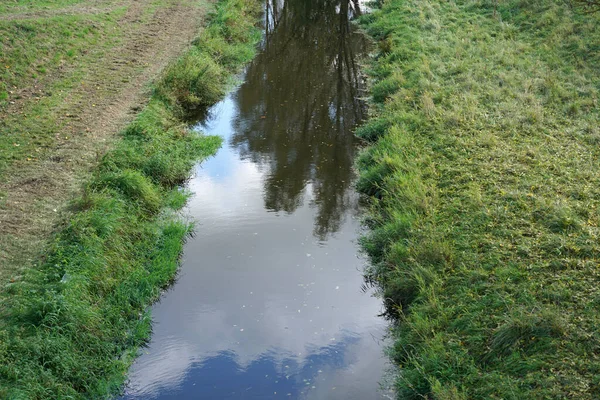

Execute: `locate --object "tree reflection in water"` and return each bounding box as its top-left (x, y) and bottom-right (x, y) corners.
top-left (231, 0), bottom-right (369, 240)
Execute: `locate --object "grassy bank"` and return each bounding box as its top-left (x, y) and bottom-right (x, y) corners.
top-left (0, 0), bottom-right (261, 398)
top-left (357, 0), bottom-right (599, 398)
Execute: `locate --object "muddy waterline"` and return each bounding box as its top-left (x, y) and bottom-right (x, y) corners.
top-left (120, 1), bottom-right (389, 398)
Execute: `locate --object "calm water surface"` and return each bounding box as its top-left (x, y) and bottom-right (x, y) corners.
top-left (121, 0), bottom-right (389, 398)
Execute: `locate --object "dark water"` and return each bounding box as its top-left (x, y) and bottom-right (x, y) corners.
top-left (121, 0), bottom-right (389, 398)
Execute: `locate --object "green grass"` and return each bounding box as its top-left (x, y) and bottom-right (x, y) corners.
top-left (357, 0), bottom-right (600, 398)
top-left (0, 0), bottom-right (261, 398)
top-left (0, 0), bottom-right (89, 13)
top-left (0, 14), bottom-right (106, 86)
top-left (0, 11), bottom-right (122, 102)
top-left (0, 9), bottom-right (125, 174)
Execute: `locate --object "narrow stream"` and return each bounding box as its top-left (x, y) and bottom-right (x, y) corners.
top-left (121, 0), bottom-right (388, 398)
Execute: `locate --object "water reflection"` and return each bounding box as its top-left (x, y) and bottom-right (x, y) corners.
top-left (232, 0), bottom-right (369, 240)
top-left (120, 0), bottom-right (387, 399)
top-left (126, 333), bottom-right (385, 399)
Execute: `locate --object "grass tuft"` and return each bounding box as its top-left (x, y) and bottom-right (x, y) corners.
top-left (96, 169), bottom-right (162, 212)
top-left (156, 50), bottom-right (226, 116)
top-left (486, 307), bottom-right (565, 360)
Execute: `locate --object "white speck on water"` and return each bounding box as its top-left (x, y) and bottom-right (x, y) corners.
top-left (330, 338), bottom-right (336, 341)
top-left (240, 328), bottom-right (244, 332)
top-left (318, 370), bottom-right (322, 373)
top-left (297, 309), bottom-right (301, 313)
top-left (306, 253), bottom-right (311, 257)
top-left (253, 232), bottom-right (258, 235)
top-left (335, 286), bottom-right (340, 290)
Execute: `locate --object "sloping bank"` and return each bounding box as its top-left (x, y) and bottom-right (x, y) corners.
top-left (356, 0), bottom-right (599, 399)
top-left (0, 0), bottom-right (261, 398)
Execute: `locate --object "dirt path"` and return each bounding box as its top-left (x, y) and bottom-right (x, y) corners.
top-left (0, 0), bottom-right (212, 281)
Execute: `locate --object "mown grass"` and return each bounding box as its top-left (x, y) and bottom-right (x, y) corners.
top-left (0, 0), bottom-right (89, 13)
top-left (0, 9), bottom-right (125, 174)
top-left (0, 0), bottom-right (261, 398)
top-left (357, 0), bottom-right (600, 398)
top-left (0, 8), bottom-right (123, 106)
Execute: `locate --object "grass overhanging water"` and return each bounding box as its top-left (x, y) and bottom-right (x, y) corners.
top-left (0, 0), bottom-right (261, 398)
top-left (357, 0), bottom-right (600, 398)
